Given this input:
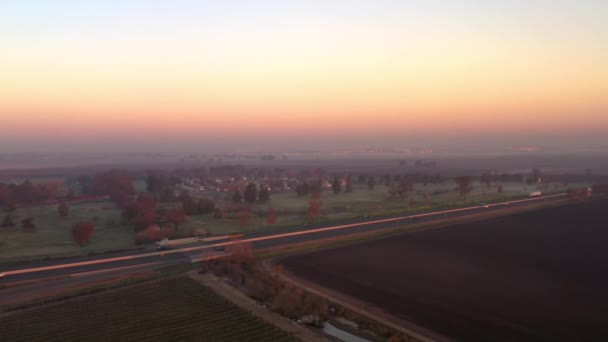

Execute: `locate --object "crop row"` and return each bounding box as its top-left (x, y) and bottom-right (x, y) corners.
top-left (1, 277), bottom-right (293, 341)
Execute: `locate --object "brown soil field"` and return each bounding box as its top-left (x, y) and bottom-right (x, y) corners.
top-left (282, 197), bottom-right (608, 341)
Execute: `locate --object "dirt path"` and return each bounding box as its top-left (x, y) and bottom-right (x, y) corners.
top-left (187, 270), bottom-right (331, 342)
top-left (271, 262), bottom-right (445, 342)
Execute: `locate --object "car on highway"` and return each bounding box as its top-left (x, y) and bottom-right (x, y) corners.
top-left (480, 202), bottom-right (490, 208)
top-left (214, 246), bottom-right (225, 252)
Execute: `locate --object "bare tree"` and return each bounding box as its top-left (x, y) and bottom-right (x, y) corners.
top-left (454, 176), bottom-right (474, 202)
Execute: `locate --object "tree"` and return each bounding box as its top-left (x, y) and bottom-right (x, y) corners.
top-left (88, 169), bottom-right (135, 198)
top-left (135, 224), bottom-right (163, 244)
top-left (21, 217), bottom-right (36, 232)
top-left (244, 183), bottom-right (258, 204)
top-left (133, 209), bottom-right (158, 232)
top-left (344, 174), bottom-right (352, 193)
top-left (180, 193), bottom-right (198, 215)
top-left (159, 187), bottom-right (176, 202)
top-left (384, 174), bottom-right (392, 187)
top-left (237, 206), bottom-right (252, 227)
top-left (454, 176), bottom-right (474, 201)
top-left (1, 215), bottom-right (15, 228)
top-left (331, 177), bottom-right (341, 194)
top-left (367, 177), bottom-right (376, 190)
top-left (480, 172), bottom-right (492, 189)
top-left (267, 208), bottom-right (278, 224)
top-left (258, 185), bottom-right (270, 202)
top-left (166, 208), bottom-right (187, 230)
top-left (307, 192), bottom-right (322, 220)
top-left (232, 190), bottom-right (242, 203)
top-left (296, 181), bottom-right (310, 196)
top-left (72, 221), bottom-right (95, 246)
top-left (309, 179), bottom-right (322, 194)
top-left (57, 200), bottom-right (69, 217)
top-left (197, 198), bottom-right (215, 214)
top-left (531, 168), bottom-right (542, 184)
top-left (226, 241), bottom-right (253, 263)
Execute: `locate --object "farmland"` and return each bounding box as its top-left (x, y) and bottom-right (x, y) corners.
top-left (281, 196), bottom-right (608, 341)
top-left (0, 276), bottom-right (294, 341)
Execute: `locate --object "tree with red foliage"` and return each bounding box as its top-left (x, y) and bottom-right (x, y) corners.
top-left (134, 224), bottom-right (168, 244)
top-left (267, 208), bottom-right (278, 224)
top-left (87, 170), bottom-right (135, 206)
top-left (166, 207), bottom-right (187, 230)
top-left (38, 181), bottom-right (63, 199)
top-left (72, 221), bottom-right (95, 246)
top-left (124, 193), bottom-right (159, 231)
top-left (135, 193), bottom-right (157, 210)
top-left (58, 200), bottom-right (69, 217)
top-left (133, 209), bottom-right (158, 232)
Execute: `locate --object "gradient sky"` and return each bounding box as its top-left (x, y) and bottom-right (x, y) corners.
top-left (0, 1), bottom-right (606, 152)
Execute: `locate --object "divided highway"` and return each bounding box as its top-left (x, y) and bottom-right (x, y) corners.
top-left (1, 193), bottom-right (566, 284)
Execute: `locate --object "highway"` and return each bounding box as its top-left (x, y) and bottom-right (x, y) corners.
top-left (0, 193), bottom-right (566, 286)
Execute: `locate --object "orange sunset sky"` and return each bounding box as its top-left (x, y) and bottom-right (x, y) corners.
top-left (0, 1), bottom-right (606, 152)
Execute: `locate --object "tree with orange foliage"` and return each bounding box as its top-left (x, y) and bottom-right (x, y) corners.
top-left (72, 221), bottom-right (95, 246)
top-left (57, 200), bottom-right (69, 217)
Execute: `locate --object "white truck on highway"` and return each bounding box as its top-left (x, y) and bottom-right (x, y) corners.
top-left (528, 191), bottom-right (543, 197)
top-left (156, 235), bottom-right (232, 250)
top-left (156, 237), bottom-right (204, 250)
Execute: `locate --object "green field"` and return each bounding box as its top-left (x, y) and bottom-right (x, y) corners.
top-left (0, 180), bottom-right (584, 260)
top-left (0, 277), bottom-right (294, 341)
top-left (0, 200), bottom-right (134, 259)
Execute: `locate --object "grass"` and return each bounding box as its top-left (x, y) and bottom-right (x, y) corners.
top-left (0, 180), bottom-right (587, 261)
top-left (0, 276), bottom-right (295, 341)
top-left (0, 200), bottom-right (134, 260)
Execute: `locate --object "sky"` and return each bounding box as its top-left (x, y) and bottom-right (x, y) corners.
top-left (0, 1), bottom-right (606, 153)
